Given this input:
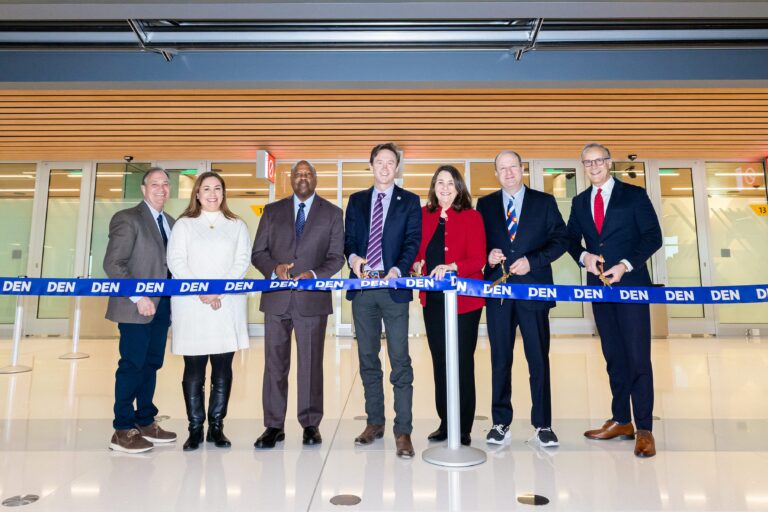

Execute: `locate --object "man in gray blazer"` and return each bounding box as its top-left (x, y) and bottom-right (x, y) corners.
top-left (252, 160), bottom-right (345, 448)
top-left (103, 167), bottom-right (177, 453)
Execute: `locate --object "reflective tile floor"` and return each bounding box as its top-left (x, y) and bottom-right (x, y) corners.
top-left (1, 334), bottom-right (768, 511)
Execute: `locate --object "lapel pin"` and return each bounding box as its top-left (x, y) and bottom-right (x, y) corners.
top-left (397, 196), bottom-right (401, 200)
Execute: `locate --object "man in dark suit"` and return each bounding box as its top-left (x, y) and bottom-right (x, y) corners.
top-left (104, 167), bottom-right (177, 453)
top-left (344, 142), bottom-right (421, 458)
top-left (251, 160), bottom-right (345, 449)
top-left (476, 150), bottom-right (568, 448)
top-left (567, 143), bottom-right (662, 458)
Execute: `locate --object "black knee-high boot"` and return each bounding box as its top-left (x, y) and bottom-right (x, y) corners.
top-left (206, 378), bottom-right (232, 448)
top-left (182, 380), bottom-right (205, 451)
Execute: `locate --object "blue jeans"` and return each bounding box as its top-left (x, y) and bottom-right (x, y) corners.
top-left (113, 297), bottom-right (171, 430)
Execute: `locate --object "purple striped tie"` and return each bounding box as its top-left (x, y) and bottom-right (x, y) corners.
top-left (366, 192), bottom-right (386, 269)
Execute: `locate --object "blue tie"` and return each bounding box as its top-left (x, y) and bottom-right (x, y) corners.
top-left (506, 198), bottom-right (518, 242)
top-left (156, 213), bottom-right (168, 247)
top-left (295, 202), bottom-right (306, 240)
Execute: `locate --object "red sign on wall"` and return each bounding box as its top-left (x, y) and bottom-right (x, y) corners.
top-left (256, 150), bottom-right (275, 183)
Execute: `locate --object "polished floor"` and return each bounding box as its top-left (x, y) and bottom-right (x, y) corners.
top-left (1, 331), bottom-right (768, 511)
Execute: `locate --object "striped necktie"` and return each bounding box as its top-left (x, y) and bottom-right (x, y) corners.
top-left (295, 202), bottom-right (306, 240)
top-left (506, 198), bottom-right (518, 241)
top-left (366, 192), bottom-right (386, 269)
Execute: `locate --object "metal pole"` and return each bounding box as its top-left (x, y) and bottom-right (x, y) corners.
top-left (0, 296), bottom-right (32, 374)
top-left (60, 293), bottom-right (89, 360)
top-left (423, 274), bottom-right (486, 467)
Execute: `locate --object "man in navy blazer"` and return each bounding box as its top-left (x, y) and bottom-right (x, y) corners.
top-left (476, 150), bottom-right (568, 448)
top-left (344, 142), bottom-right (421, 458)
top-left (566, 143), bottom-right (662, 458)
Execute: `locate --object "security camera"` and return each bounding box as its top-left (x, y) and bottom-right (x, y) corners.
top-left (123, 155), bottom-right (134, 162)
top-left (628, 154), bottom-right (637, 161)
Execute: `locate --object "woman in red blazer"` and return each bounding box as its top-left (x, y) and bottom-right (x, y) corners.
top-left (412, 165), bottom-right (486, 445)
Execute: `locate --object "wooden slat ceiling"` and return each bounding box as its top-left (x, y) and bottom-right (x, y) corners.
top-left (0, 88), bottom-right (767, 161)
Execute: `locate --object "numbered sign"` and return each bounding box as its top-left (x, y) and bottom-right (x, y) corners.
top-left (750, 204), bottom-right (768, 216)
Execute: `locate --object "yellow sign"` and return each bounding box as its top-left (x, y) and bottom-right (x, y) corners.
top-left (750, 204), bottom-right (768, 216)
top-left (250, 205), bottom-right (265, 217)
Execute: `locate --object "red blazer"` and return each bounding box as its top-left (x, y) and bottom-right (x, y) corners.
top-left (413, 205), bottom-right (486, 314)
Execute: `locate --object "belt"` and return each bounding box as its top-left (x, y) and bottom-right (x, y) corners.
top-left (362, 270), bottom-right (387, 278)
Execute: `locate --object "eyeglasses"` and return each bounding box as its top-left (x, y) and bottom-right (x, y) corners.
top-left (582, 157), bottom-right (610, 168)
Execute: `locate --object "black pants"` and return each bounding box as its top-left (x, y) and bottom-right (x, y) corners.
top-left (183, 352), bottom-right (235, 383)
top-left (486, 299), bottom-right (552, 428)
top-left (423, 296), bottom-right (482, 435)
top-left (592, 302), bottom-right (654, 431)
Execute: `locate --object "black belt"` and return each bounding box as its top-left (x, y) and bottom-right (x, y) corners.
top-left (362, 270), bottom-right (387, 278)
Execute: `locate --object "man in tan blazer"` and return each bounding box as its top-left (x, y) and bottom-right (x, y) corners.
top-left (251, 160), bottom-right (345, 448)
top-left (103, 167), bottom-right (177, 453)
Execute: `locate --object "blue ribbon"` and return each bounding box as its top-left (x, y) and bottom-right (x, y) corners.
top-left (1, 276), bottom-right (767, 304)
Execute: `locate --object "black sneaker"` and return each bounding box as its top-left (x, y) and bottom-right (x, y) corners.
top-left (536, 427), bottom-right (559, 447)
top-left (486, 424), bottom-right (510, 445)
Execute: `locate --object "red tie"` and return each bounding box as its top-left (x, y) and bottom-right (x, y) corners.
top-left (594, 188), bottom-right (604, 234)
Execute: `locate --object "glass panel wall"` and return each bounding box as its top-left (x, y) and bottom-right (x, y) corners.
top-left (37, 168), bottom-right (83, 319)
top-left (468, 161), bottom-right (530, 202)
top-left (402, 161), bottom-right (466, 203)
top-left (211, 162), bottom-right (271, 324)
top-left (340, 162), bottom-right (370, 326)
top-left (86, 163), bottom-right (192, 334)
top-left (0, 163), bottom-right (35, 324)
top-left (705, 161), bottom-right (768, 323)
top-left (659, 168), bottom-right (705, 318)
top-left (542, 166), bottom-right (582, 318)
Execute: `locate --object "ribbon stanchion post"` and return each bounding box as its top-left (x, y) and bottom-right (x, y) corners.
top-left (0, 295), bottom-right (32, 374)
top-left (59, 291), bottom-right (89, 360)
top-left (423, 275), bottom-right (486, 467)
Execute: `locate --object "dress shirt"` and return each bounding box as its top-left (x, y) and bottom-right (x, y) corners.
top-left (294, 192), bottom-right (316, 221)
top-left (579, 177), bottom-right (633, 272)
top-left (351, 184), bottom-right (401, 276)
top-left (502, 185), bottom-right (526, 225)
top-left (271, 193), bottom-right (318, 279)
top-left (131, 200), bottom-right (171, 304)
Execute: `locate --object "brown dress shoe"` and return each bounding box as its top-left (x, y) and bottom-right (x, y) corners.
top-left (110, 428), bottom-right (153, 453)
top-left (584, 420), bottom-right (635, 440)
top-left (137, 422), bottom-right (177, 443)
top-left (634, 430), bottom-right (656, 458)
top-left (354, 424), bottom-right (385, 445)
top-left (395, 433), bottom-right (415, 459)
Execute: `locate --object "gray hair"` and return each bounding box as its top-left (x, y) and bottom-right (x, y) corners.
top-left (581, 143), bottom-right (612, 160)
top-left (291, 160), bottom-right (316, 176)
top-left (141, 166), bottom-right (170, 185)
top-left (493, 150), bottom-right (524, 169)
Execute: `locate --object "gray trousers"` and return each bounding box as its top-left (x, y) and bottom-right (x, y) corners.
top-left (351, 289), bottom-right (413, 435)
top-left (263, 295), bottom-right (328, 429)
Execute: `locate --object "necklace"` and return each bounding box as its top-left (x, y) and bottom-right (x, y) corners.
top-left (202, 211), bottom-right (221, 229)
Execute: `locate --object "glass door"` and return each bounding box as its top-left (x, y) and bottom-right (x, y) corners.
top-left (25, 162), bottom-right (94, 335)
top-left (648, 160), bottom-right (716, 334)
top-left (531, 160), bottom-right (595, 334)
top-left (0, 163), bottom-right (37, 336)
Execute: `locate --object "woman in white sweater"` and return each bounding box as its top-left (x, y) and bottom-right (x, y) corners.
top-left (167, 171), bottom-right (251, 451)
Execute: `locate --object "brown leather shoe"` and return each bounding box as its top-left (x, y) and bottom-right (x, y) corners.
top-left (137, 422), bottom-right (177, 443)
top-left (584, 420), bottom-right (635, 440)
top-left (395, 433), bottom-right (415, 459)
top-left (354, 424), bottom-right (385, 445)
top-left (109, 428), bottom-right (153, 453)
top-left (634, 430), bottom-right (656, 458)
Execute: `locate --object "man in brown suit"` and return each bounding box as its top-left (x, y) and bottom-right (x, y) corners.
top-left (251, 160), bottom-right (345, 448)
top-left (103, 167), bottom-right (177, 453)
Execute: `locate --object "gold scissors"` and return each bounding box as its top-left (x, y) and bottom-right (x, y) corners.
top-left (491, 260), bottom-right (512, 305)
top-left (596, 255), bottom-right (612, 287)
